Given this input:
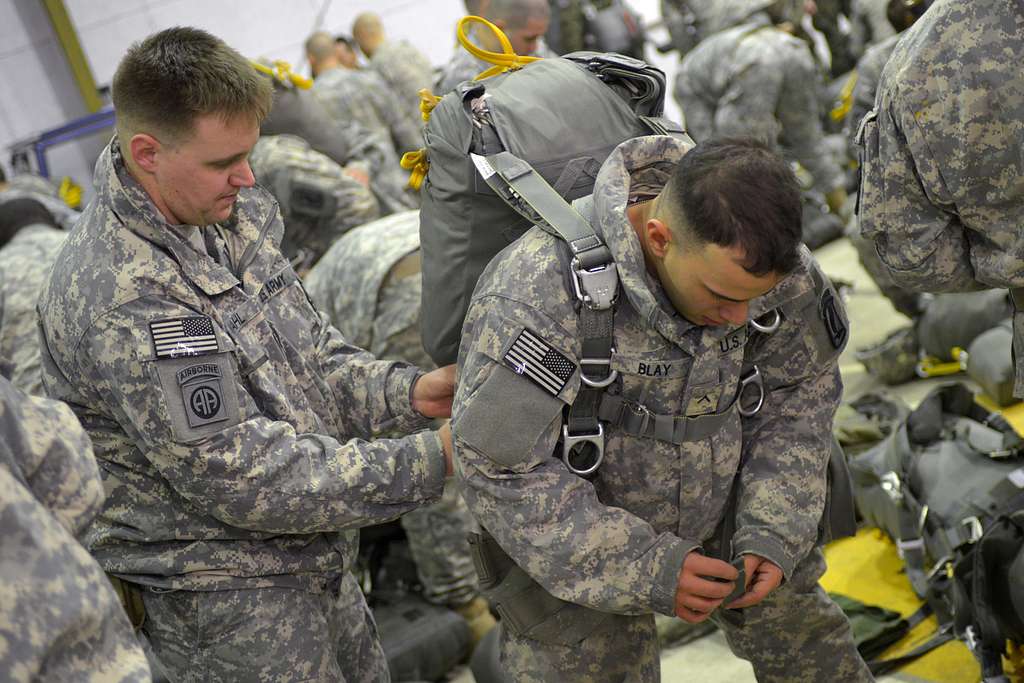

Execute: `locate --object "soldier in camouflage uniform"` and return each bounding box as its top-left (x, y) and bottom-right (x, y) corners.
top-left (0, 171), bottom-right (80, 230)
top-left (0, 375), bottom-right (152, 683)
top-left (452, 136), bottom-right (870, 681)
top-left (260, 73), bottom-right (417, 214)
top-left (857, 0), bottom-right (1024, 397)
top-left (352, 13), bottom-right (434, 135)
top-left (249, 134), bottom-right (380, 271)
top-left (306, 211), bottom-right (495, 640)
top-left (38, 27), bottom-right (455, 682)
top-left (307, 32), bottom-right (423, 159)
top-left (675, 0), bottom-right (848, 216)
top-left (436, 0), bottom-right (554, 94)
top-left (0, 198), bottom-right (67, 395)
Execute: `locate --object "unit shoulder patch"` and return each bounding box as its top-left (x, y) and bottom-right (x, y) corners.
top-left (502, 328), bottom-right (576, 397)
top-left (149, 316), bottom-right (219, 359)
top-left (820, 290), bottom-right (848, 350)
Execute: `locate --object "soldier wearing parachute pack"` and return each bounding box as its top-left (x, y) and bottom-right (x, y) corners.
top-left (451, 133), bottom-right (869, 681)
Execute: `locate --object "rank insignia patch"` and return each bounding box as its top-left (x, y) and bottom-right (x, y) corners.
top-left (503, 329), bottom-right (576, 396)
top-left (177, 362), bottom-right (228, 428)
top-left (150, 316), bottom-right (219, 359)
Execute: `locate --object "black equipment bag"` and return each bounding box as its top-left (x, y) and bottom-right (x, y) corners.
top-left (418, 52), bottom-right (688, 364)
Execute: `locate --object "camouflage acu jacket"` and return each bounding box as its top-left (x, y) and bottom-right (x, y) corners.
top-left (38, 138), bottom-right (445, 591)
top-left (857, 0), bottom-right (1024, 394)
top-left (0, 223), bottom-right (66, 395)
top-left (675, 19), bottom-right (844, 197)
top-left (0, 377), bottom-right (151, 683)
top-left (305, 210), bottom-right (429, 369)
top-left (368, 40), bottom-right (434, 130)
top-left (453, 136), bottom-right (847, 617)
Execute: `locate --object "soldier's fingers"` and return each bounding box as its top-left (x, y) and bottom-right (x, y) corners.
top-left (724, 568), bottom-right (781, 609)
top-left (680, 574), bottom-right (735, 600)
top-left (684, 553), bottom-right (739, 581)
top-left (679, 593), bottom-right (724, 614)
top-left (675, 605), bottom-right (713, 624)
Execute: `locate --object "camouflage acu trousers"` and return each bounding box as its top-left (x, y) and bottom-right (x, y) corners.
top-left (140, 572), bottom-right (389, 682)
top-left (400, 479), bottom-right (480, 607)
top-left (500, 548), bottom-right (872, 682)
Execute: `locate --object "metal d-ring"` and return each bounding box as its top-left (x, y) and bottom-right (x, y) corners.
top-left (749, 309), bottom-right (782, 334)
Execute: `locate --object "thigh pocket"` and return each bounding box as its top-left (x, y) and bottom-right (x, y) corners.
top-left (489, 565), bottom-right (609, 647)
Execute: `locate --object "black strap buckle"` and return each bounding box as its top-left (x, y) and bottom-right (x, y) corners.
top-left (562, 423), bottom-right (604, 476)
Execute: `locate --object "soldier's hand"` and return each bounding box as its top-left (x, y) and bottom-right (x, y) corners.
top-left (438, 421), bottom-right (453, 476)
top-left (411, 364), bottom-right (456, 418)
top-left (674, 553), bottom-right (739, 623)
top-left (725, 554), bottom-right (783, 609)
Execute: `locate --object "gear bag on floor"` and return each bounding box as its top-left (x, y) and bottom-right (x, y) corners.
top-left (417, 49), bottom-right (688, 364)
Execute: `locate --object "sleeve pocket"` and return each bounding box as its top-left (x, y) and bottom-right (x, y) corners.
top-left (454, 363), bottom-right (565, 469)
top-left (151, 352), bottom-right (242, 444)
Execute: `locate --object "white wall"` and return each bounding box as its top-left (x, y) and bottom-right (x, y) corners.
top-left (1, 0), bottom-right (679, 200)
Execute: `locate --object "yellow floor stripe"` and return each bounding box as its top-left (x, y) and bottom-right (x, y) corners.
top-left (821, 529), bottom-right (979, 681)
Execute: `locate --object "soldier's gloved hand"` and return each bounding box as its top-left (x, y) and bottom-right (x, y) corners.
top-left (411, 364), bottom-right (456, 418)
top-left (673, 553), bottom-right (739, 623)
top-left (437, 421), bottom-right (453, 477)
top-left (724, 554), bottom-right (784, 609)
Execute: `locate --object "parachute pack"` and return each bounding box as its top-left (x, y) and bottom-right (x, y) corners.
top-left (416, 36), bottom-right (687, 364)
top-left (847, 384), bottom-right (1024, 678)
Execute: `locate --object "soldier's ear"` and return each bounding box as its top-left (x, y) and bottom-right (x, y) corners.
top-left (645, 218), bottom-right (673, 259)
top-left (129, 133), bottom-right (162, 175)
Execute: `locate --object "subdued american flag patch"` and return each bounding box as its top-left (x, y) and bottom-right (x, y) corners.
top-left (149, 316), bottom-right (219, 359)
top-left (503, 329), bottom-right (576, 396)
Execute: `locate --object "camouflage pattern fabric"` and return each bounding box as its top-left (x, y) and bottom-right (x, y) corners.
top-left (313, 66), bottom-right (423, 157)
top-left (306, 210), bottom-right (481, 607)
top-left (249, 134), bottom-right (380, 269)
top-left (139, 571), bottom-right (386, 682)
top-left (844, 33), bottom-right (901, 158)
top-left (37, 137), bottom-right (446, 678)
top-left (0, 377), bottom-right (151, 683)
top-left (0, 224), bottom-right (66, 395)
top-left (452, 135), bottom-right (868, 680)
top-left (1, 175), bottom-right (80, 230)
top-left (675, 18), bottom-right (846, 198)
top-left (856, 0), bottom-right (1024, 395)
top-left (367, 40), bottom-right (435, 133)
top-left (261, 79), bottom-right (417, 215)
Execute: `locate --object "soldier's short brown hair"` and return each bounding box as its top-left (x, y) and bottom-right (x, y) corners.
top-left (662, 137), bottom-right (803, 276)
top-left (112, 27), bottom-right (272, 145)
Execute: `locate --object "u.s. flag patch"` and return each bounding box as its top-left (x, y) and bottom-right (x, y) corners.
top-left (503, 329), bottom-right (576, 396)
top-left (149, 316), bottom-right (220, 359)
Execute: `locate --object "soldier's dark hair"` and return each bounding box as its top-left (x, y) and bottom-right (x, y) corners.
top-left (0, 198), bottom-right (58, 248)
top-left (112, 27), bottom-right (272, 146)
top-left (0, 164), bottom-right (6, 184)
top-left (661, 137), bottom-right (802, 276)
top-left (334, 34), bottom-right (354, 49)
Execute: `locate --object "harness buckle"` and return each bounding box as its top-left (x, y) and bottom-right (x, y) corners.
top-left (571, 257), bottom-right (618, 311)
top-left (737, 366), bottom-right (765, 417)
top-left (562, 423), bottom-right (605, 476)
top-left (579, 356), bottom-right (619, 388)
